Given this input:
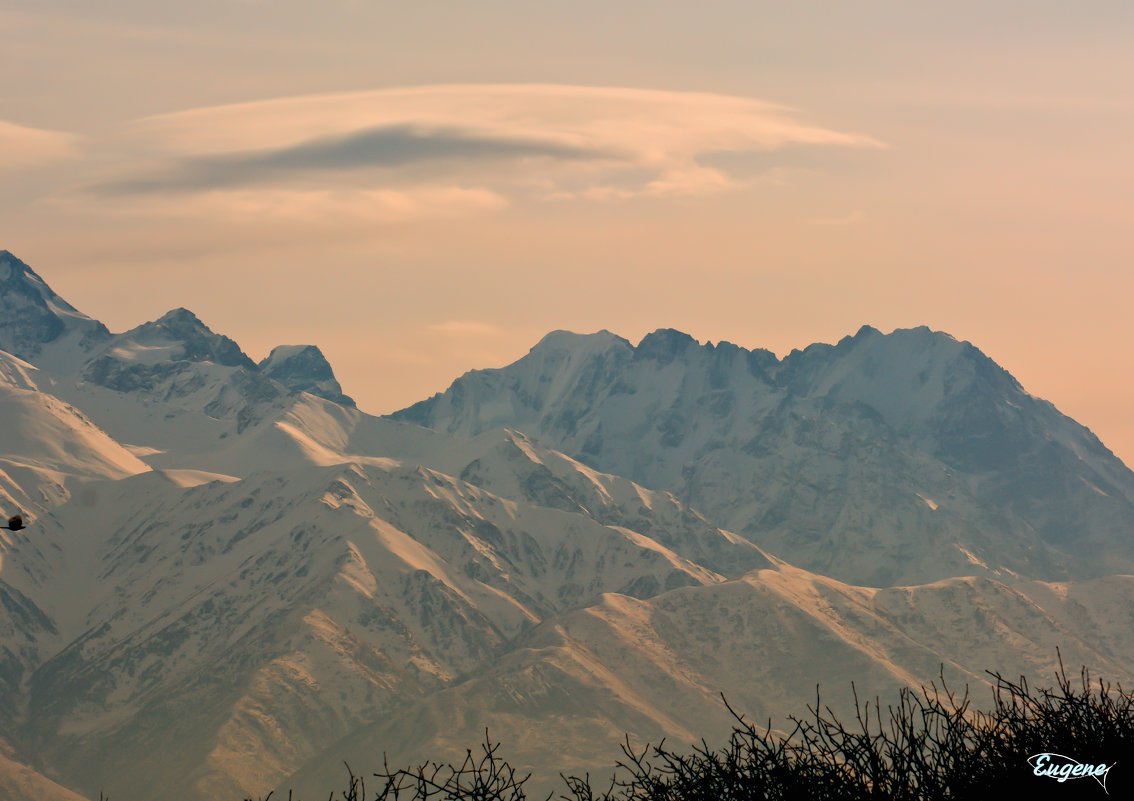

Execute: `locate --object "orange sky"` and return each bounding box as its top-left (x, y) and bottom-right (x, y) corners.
top-left (2, 2), bottom-right (1132, 464)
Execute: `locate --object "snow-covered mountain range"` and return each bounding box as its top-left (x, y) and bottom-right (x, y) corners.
top-left (395, 327), bottom-right (1134, 586)
top-left (1, 249), bottom-right (1132, 801)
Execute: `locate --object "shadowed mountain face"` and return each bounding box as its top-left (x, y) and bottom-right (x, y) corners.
top-left (0, 251), bottom-right (109, 361)
top-left (260, 344), bottom-right (355, 407)
top-left (393, 326), bottom-right (1134, 586)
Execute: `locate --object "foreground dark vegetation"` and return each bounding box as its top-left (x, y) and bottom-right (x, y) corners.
top-left (246, 655), bottom-right (1132, 801)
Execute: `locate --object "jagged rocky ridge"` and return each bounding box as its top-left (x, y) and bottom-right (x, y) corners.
top-left (0, 251), bottom-right (353, 436)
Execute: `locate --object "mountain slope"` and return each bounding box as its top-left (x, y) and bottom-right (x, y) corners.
top-left (0, 740), bottom-right (90, 801)
top-left (8, 454), bottom-right (761, 801)
top-left (284, 563), bottom-right (1134, 800)
top-left (0, 349), bottom-right (149, 513)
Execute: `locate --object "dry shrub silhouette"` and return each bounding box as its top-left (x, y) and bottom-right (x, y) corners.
top-left (249, 653), bottom-right (1134, 801)
top-left (246, 739), bottom-right (534, 801)
top-left (371, 737), bottom-right (535, 801)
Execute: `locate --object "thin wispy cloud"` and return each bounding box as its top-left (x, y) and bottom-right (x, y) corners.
top-left (98, 84), bottom-right (882, 204)
top-left (96, 124), bottom-right (615, 195)
top-left (87, 186), bottom-right (508, 224)
top-left (0, 119), bottom-right (80, 170)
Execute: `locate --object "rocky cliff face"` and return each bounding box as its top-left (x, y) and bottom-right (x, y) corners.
top-left (259, 344), bottom-right (354, 406)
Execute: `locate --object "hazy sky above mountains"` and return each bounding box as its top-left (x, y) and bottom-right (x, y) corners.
top-left (2, 2), bottom-right (1133, 462)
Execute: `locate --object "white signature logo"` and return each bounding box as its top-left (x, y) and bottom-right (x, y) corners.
top-left (1029, 753), bottom-right (1115, 794)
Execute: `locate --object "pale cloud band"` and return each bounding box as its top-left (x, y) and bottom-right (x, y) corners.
top-left (90, 186), bottom-right (509, 226)
top-left (0, 119), bottom-right (80, 171)
top-left (96, 123), bottom-right (616, 195)
top-left (97, 84), bottom-right (882, 207)
top-left (21, 84), bottom-right (883, 229)
top-left (128, 84), bottom-right (880, 153)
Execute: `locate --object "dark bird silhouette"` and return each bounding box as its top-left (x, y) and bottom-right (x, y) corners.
top-left (3, 514), bottom-right (23, 531)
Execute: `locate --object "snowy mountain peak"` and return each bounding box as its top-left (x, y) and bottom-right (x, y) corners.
top-left (530, 329), bottom-right (632, 356)
top-left (0, 256), bottom-right (364, 456)
top-left (137, 306), bottom-right (252, 367)
top-left (635, 328), bottom-right (698, 362)
top-left (0, 250), bottom-right (109, 360)
top-left (399, 325), bottom-right (997, 439)
top-left (397, 330), bottom-right (634, 436)
top-left (259, 344), bottom-right (354, 406)
top-left (74, 306), bottom-right (281, 433)
top-left (155, 306), bottom-right (204, 326)
top-left (133, 308), bottom-right (255, 368)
